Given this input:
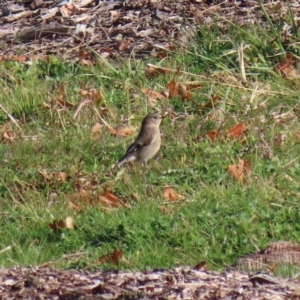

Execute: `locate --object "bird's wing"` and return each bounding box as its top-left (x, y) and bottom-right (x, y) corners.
top-left (116, 136), bottom-right (152, 167)
top-left (125, 135), bottom-right (152, 154)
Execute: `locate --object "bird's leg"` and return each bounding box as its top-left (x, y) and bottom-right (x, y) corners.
top-left (142, 161), bottom-right (151, 171)
top-left (145, 162), bottom-right (148, 170)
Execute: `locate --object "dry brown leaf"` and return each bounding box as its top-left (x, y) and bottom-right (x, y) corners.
top-left (159, 205), bottom-right (173, 214)
top-left (146, 64), bottom-right (184, 78)
top-left (186, 83), bottom-right (203, 91)
top-left (274, 54), bottom-right (297, 78)
top-left (91, 123), bottom-right (102, 140)
top-left (193, 261), bottom-right (208, 271)
top-left (168, 79), bottom-right (179, 98)
top-left (65, 216), bottom-right (74, 229)
top-left (80, 90), bottom-right (89, 96)
top-left (80, 89), bottom-right (103, 102)
top-left (107, 126), bottom-right (135, 137)
top-left (43, 102), bottom-right (51, 110)
top-left (12, 55), bottom-right (28, 63)
top-left (50, 83), bottom-right (75, 110)
top-left (44, 56), bottom-right (51, 64)
top-left (228, 159), bottom-right (252, 182)
top-left (68, 190), bottom-right (93, 204)
top-left (145, 66), bottom-right (170, 78)
top-left (92, 122), bottom-right (102, 134)
top-left (274, 133), bottom-right (287, 146)
top-left (49, 220), bottom-right (65, 233)
top-left (101, 52), bottom-right (111, 59)
top-left (168, 80), bottom-right (194, 101)
top-left (68, 200), bottom-right (82, 213)
top-left (56, 97), bottom-right (75, 109)
top-left (206, 129), bottom-right (220, 142)
top-left (141, 88), bottom-right (167, 106)
top-left (99, 47), bottom-right (114, 54)
top-left (227, 123), bottom-right (247, 138)
top-left (178, 83), bottom-right (193, 101)
top-left (214, 72), bottom-right (240, 84)
top-left (161, 90), bottom-right (169, 98)
top-left (268, 263), bottom-right (277, 274)
top-left (70, 187), bottom-right (115, 207)
top-left (91, 90), bottom-right (103, 101)
top-left (99, 107), bottom-right (109, 116)
top-left (0, 121), bottom-right (13, 134)
top-left (163, 187), bottom-right (182, 202)
top-left (110, 10), bottom-right (121, 23)
top-left (141, 88), bottom-right (167, 101)
top-left (107, 127), bottom-right (117, 135)
top-left (98, 249), bottom-right (123, 266)
top-left (59, 4), bottom-right (75, 17)
top-left (228, 160), bottom-right (244, 182)
top-left (79, 50), bottom-right (89, 59)
top-left (99, 185), bottom-right (131, 210)
top-left (119, 39), bottom-right (133, 51)
top-left (117, 127), bottom-right (135, 137)
top-left (167, 45), bottom-right (176, 51)
top-left (200, 95), bottom-right (220, 111)
top-left (100, 191), bottom-right (126, 210)
top-left (131, 193), bottom-right (139, 202)
top-left (154, 51), bottom-right (169, 59)
top-left (38, 169), bottom-right (53, 181)
top-left (80, 59), bottom-right (93, 66)
top-left (56, 172), bottom-right (68, 183)
top-left (2, 131), bottom-right (15, 143)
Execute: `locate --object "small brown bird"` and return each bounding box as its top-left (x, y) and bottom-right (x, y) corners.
top-left (116, 113), bottom-right (165, 167)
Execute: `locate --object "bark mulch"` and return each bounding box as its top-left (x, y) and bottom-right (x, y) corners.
top-left (1, 0), bottom-right (300, 61)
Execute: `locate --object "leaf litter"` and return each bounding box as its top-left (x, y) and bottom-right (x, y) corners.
top-left (1, 0), bottom-right (300, 61)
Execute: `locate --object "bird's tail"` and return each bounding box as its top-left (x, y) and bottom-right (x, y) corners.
top-left (115, 152), bottom-right (136, 168)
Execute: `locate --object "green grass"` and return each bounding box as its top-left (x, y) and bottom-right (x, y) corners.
top-left (1, 16), bottom-right (300, 277)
